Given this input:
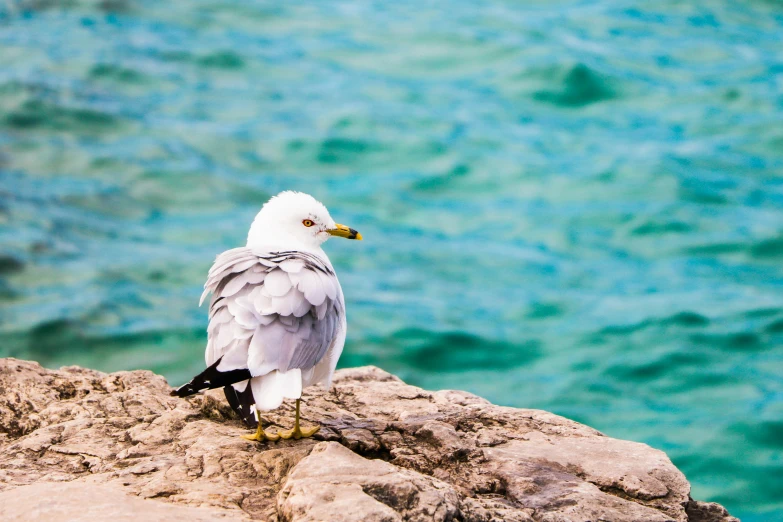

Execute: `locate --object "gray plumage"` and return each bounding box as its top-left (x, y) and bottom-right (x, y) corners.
top-left (199, 247), bottom-right (345, 410)
top-left (202, 248), bottom-right (343, 369)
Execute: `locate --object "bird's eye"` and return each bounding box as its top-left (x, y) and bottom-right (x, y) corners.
top-left (302, 219), bottom-right (314, 227)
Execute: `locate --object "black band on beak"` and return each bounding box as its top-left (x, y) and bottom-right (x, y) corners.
top-left (328, 224), bottom-right (363, 240)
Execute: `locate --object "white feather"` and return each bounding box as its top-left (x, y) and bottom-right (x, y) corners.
top-left (251, 369), bottom-right (302, 411)
top-left (317, 270), bottom-right (338, 300)
top-left (208, 249), bottom-right (254, 277)
top-left (222, 274), bottom-right (250, 298)
top-left (279, 258), bottom-right (305, 273)
top-left (293, 293), bottom-right (311, 317)
top-left (272, 289), bottom-right (300, 316)
top-left (264, 269), bottom-right (292, 296)
top-left (227, 298), bottom-right (257, 329)
top-left (217, 339), bottom-right (250, 371)
top-left (316, 299), bottom-right (329, 320)
top-left (299, 270), bottom-right (327, 306)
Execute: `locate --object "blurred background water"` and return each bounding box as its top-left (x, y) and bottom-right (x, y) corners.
top-left (1, 0), bottom-right (782, 519)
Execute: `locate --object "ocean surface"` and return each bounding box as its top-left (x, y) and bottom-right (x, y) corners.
top-left (1, 0), bottom-right (782, 519)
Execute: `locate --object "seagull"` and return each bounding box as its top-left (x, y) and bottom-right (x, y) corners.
top-left (171, 191), bottom-right (362, 441)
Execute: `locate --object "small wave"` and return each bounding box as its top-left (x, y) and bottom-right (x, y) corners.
top-left (20, 319), bottom-right (206, 363)
top-left (690, 332), bottom-right (762, 351)
top-left (731, 420), bottom-right (783, 450)
top-left (89, 63), bottom-right (148, 84)
top-left (317, 138), bottom-right (376, 164)
top-left (533, 64), bottom-right (616, 107)
top-left (750, 236), bottom-right (783, 259)
top-left (683, 242), bottom-right (745, 256)
top-left (607, 351), bottom-right (709, 382)
top-left (743, 307), bottom-right (782, 319)
top-left (678, 186), bottom-right (729, 205)
top-left (380, 328), bottom-right (541, 373)
top-left (410, 164), bottom-right (471, 192)
top-left (526, 301), bottom-right (565, 320)
top-left (661, 312), bottom-right (710, 327)
top-left (631, 221), bottom-right (692, 236)
top-left (6, 0), bottom-right (132, 13)
top-left (683, 236), bottom-right (783, 259)
top-left (598, 311), bottom-right (709, 336)
top-left (197, 51), bottom-right (245, 70)
top-left (0, 255), bottom-right (24, 275)
top-left (764, 318), bottom-right (783, 334)
top-left (4, 99), bottom-right (120, 133)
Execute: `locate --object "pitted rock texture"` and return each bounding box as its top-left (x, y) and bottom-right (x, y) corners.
top-left (0, 358), bottom-right (737, 522)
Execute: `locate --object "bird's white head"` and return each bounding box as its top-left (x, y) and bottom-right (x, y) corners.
top-left (247, 191), bottom-right (362, 252)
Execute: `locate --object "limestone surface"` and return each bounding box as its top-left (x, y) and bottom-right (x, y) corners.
top-left (0, 358), bottom-right (737, 522)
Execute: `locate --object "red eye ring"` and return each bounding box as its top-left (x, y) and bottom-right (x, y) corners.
top-left (302, 219), bottom-right (315, 227)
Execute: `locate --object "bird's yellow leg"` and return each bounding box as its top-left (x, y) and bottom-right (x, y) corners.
top-left (241, 407), bottom-right (280, 442)
top-left (278, 399), bottom-right (320, 440)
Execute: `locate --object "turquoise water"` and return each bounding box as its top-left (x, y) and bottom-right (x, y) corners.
top-left (1, 0), bottom-right (782, 518)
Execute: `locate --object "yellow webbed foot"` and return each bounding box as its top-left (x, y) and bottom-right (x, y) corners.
top-left (241, 424), bottom-right (280, 442)
top-left (278, 424), bottom-right (320, 440)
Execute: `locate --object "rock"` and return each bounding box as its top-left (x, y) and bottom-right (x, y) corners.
top-left (0, 357), bottom-right (737, 522)
top-left (0, 481), bottom-right (240, 522)
top-left (686, 500), bottom-right (740, 522)
top-left (278, 442), bottom-right (459, 522)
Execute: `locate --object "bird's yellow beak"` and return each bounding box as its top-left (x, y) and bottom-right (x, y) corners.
top-left (328, 223), bottom-right (362, 240)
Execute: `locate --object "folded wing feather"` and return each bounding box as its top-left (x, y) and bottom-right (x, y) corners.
top-left (202, 248), bottom-right (343, 381)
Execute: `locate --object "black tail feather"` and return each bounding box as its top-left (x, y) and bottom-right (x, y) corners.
top-left (170, 356), bottom-right (252, 398)
top-left (223, 384), bottom-right (258, 428)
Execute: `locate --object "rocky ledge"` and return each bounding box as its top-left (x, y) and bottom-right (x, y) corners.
top-left (0, 358), bottom-right (736, 522)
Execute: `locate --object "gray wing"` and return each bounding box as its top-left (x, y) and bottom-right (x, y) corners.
top-left (200, 248), bottom-right (343, 376)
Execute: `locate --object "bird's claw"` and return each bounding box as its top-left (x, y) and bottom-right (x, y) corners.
top-left (278, 424), bottom-right (320, 440)
top-left (241, 426), bottom-right (280, 442)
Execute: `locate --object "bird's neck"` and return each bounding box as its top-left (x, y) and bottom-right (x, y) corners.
top-left (246, 232), bottom-right (327, 259)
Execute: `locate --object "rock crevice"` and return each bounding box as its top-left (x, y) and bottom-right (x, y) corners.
top-left (0, 358), bottom-right (737, 522)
